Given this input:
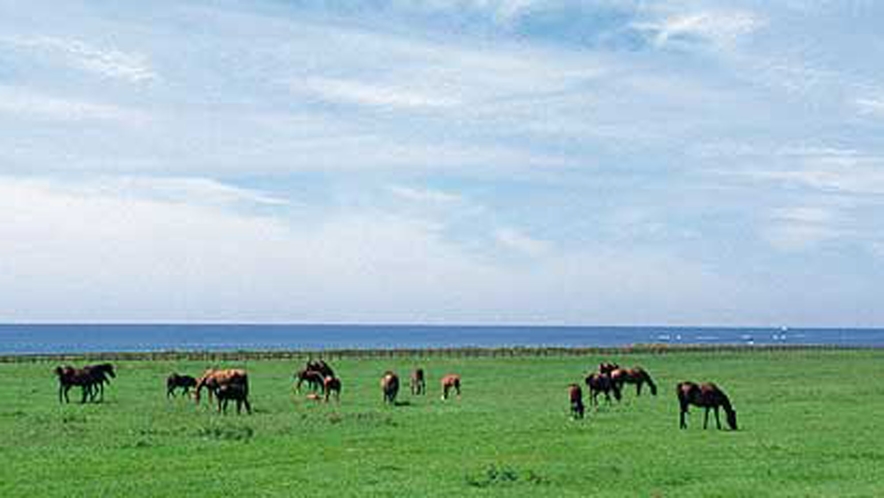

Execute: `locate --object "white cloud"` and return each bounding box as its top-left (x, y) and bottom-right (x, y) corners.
top-left (494, 227), bottom-right (552, 257)
top-left (0, 86), bottom-right (146, 123)
top-left (296, 76), bottom-right (461, 109)
top-left (2, 35), bottom-right (158, 84)
top-left (388, 185), bottom-right (463, 204)
top-left (633, 9), bottom-right (765, 50)
top-left (856, 96), bottom-right (884, 117)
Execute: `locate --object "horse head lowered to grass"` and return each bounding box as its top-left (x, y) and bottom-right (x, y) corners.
top-left (677, 381), bottom-right (737, 430)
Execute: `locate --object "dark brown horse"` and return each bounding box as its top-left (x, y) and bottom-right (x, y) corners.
top-left (54, 366), bottom-right (93, 404)
top-left (166, 373), bottom-right (197, 398)
top-left (568, 383), bottom-right (585, 419)
top-left (306, 359), bottom-right (335, 379)
top-left (598, 362), bottom-right (620, 374)
top-left (83, 363), bottom-right (116, 402)
top-left (440, 374), bottom-right (461, 400)
top-left (294, 369), bottom-right (325, 394)
top-left (610, 366), bottom-right (657, 397)
top-left (323, 376), bottom-right (342, 402)
top-left (410, 368), bottom-right (426, 395)
top-left (381, 371), bottom-right (399, 404)
top-left (677, 381), bottom-right (737, 430)
top-left (215, 382), bottom-right (252, 414)
top-left (584, 372), bottom-right (621, 406)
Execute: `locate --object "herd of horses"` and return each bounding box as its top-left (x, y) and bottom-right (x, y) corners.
top-left (569, 361), bottom-right (738, 430)
top-left (53, 358), bottom-right (736, 430)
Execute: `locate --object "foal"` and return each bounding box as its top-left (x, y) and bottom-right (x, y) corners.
top-left (584, 372), bottom-right (621, 406)
top-left (166, 373), bottom-right (197, 398)
top-left (440, 374), bottom-right (461, 400)
top-left (381, 371), bottom-right (399, 404)
top-left (677, 381), bottom-right (737, 430)
top-left (410, 368), bottom-right (426, 395)
top-left (323, 376), bottom-right (342, 402)
top-left (568, 384), bottom-right (585, 419)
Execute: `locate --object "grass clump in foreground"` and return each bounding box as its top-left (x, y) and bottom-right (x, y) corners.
top-left (0, 348), bottom-right (883, 497)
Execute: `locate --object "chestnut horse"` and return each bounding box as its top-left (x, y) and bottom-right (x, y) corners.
top-left (194, 368), bottom-right (249, 405)
top-left (610, 366), bottom-right (657, 397)
top-left (381, 371), bottom-right (399, 404)
top-left (306, 359), bottom-right (335, 379)
top-left (166, 373), bottom-right (197, 398)
top-left (568, 384), bottom-right (585, 419)
top-left (440, 374), bottom-right (461, 400)
top-left (410, 368), bottom-right (426, 395)
top-left (584, 372), bottom-right (621, 406)
top-left (677, 381), bottom-right (737, 430)
top-left (323, 376), bottom-right (342, 402)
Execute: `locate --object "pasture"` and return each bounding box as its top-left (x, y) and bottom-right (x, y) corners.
top-left (1, 348), bottom-right (882, 497)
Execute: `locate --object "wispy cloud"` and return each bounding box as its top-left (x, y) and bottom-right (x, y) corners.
top-left (0, 85), bottom-right (146, 123)
top-left (296, 76), bottom-right (461, 109)
top-left (495, 227), bottom-right (552, 257)
top-left (388, 185), bottom-right (463, 204)
top-left (1, 35), bottom-right (158, 84)
top-left (632, 9), bottom-right (765, 50)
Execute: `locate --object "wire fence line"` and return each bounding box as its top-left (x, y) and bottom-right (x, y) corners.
top-left (0, 343), bottom-right (874, 364)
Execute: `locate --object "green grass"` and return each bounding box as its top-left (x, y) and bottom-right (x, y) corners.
top-left (1, 349), bottom-right (883, 497)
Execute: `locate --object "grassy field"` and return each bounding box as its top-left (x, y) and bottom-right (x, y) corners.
top-left (1, 348), bottom-right (883, 497)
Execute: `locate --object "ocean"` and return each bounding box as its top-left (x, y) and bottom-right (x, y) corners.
top-left (1, 324), bottom-right (883, 354)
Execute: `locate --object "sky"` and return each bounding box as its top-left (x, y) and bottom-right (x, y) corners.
top-left (1, 0), bottom-right (883, 326)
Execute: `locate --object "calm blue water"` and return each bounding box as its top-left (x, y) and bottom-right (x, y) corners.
top-left (1, 324), bottom-right (883, 354)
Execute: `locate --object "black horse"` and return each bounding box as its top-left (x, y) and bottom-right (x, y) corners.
top-left (166, 373), bottom-right (198, 398)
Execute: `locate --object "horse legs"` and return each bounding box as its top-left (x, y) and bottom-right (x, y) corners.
top-left (714, 407), bottom-right (722, 429)
top-left (703, 407), bottom-right (710, 429)
top-left (636, 382), bottom-right (642, 397)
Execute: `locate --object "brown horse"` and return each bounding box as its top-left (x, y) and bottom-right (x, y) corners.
top-left (323, 376), bottom-right (342, 402)
top-left (306, 359), bottom-right (335, 379)
top-left (440, 374), bottom-right (461, 400)
top-left (584, 372), bottom-right (621, 406)
top-left (166, 373), bottom-right (197, 398)
top-left (410, 368), bottom-right (426, 395)
top-left (598, 362), bottom-right (620, 374)
top-left (194, 368), bottom-right (248, 405)
top-left (215, 382), bottom-right (252, 414)
top-left (294, 369), bottom-right (325, 394)
top-left (610, 366), bottom-right (657, 397)
top-left (568, 383), bottom-right (585, 419)
top-left (381, 371), bottom-right (399, 404)
top-left (677, 381), bottom-right (737, 430)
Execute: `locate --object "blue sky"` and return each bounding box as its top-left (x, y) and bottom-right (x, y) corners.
top-left (2, 0), bottom-right (883, 326)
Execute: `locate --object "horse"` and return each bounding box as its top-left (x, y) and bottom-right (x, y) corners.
top-left (166, 373), bottom-right (197, 398)
top-left (440, 374), bottom-right (461, 400)
top-left (410, 368), bottom-right (426, 395)
top-left (568, 384), bottom-right (585, 419)
top-left (677, 381), bottom-right (737, 430)
top-left (54, 366), bottom-right (94, 404)
top-left (306, 359), bottom-right (335, 379)
top-left (584, 372), bottom-right (621, 406)
top-left (294, 369), bottom-right (325, 394)
top-left (194, 368), bottom-right (248, 405)
top-left (215, 382), bottom-right (251, 414)
top-left (610, 366), bottom-right (657, 397)
top-left (381, 371), bottom-right (399, 404)
top-left (598, 362), bottom-right (620, 375)
top-left (323, 376), bottom-right (342, 402)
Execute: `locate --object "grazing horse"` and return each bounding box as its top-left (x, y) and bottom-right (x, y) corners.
top-left (677, 381), bottom-right (737, 430)
top-left (194, 368), bottom-right (248, 405)
top-left (323, 376), bottom-right (342, 402)
top-left (568, 384), bottom-right (585, 419)
top-left (215, 382), bottom-right (252, 414)
top-left (294, 369), bottom-right (326, 394)
top-left (584, 372), bottom-right (621, 406)
top-left (410, 368), bottom-right (426, 395)
top-left (166, 373), bottom-right (197, 398)
top-left (610, 366), bottom-right (657, 397)
top-left (440, 374), bottom-right (461, 400)
top-left (598, 362), bottom-right (620, 375)
top-left (83, 363), bottom-right (116, 402)
top-left (306, 359), bottom-right (335, 379)
top-left (381, 371), bottom-right (399, 404)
